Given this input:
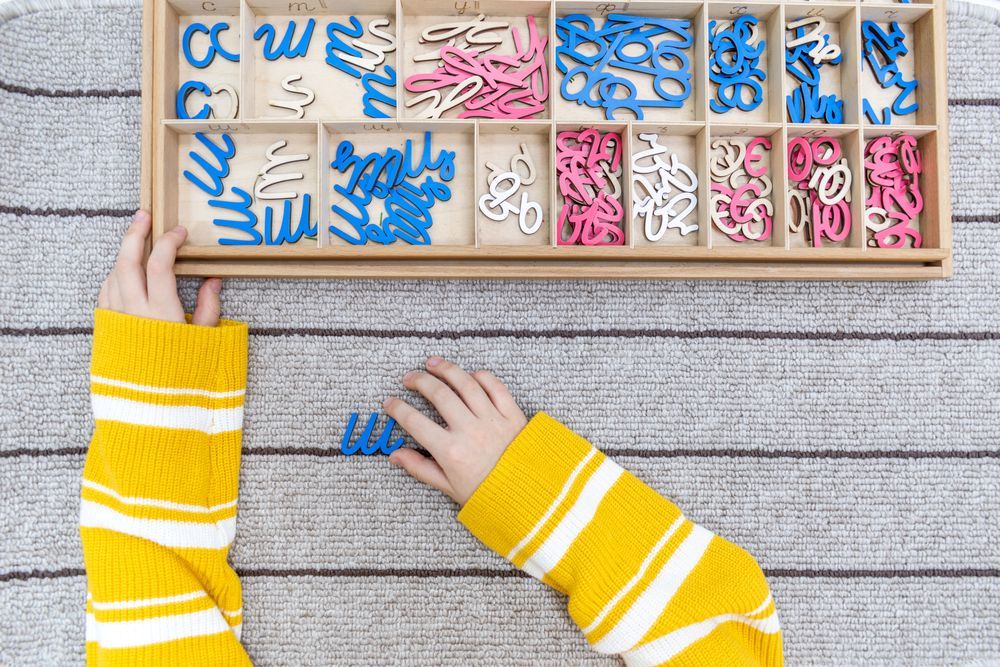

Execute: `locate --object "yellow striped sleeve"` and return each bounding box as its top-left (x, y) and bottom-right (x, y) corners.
top-left (458, 412), bottom-right (784, 667)
top-left (81, 308), bottom-right (251, 666)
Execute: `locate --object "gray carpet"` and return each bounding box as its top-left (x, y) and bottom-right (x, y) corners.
top-left (1, 2), bottom-right (999, 665)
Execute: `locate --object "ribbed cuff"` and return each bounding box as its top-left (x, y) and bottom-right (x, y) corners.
top-left (458, 412), bottom-right (595, 558)
top-left (91, 309), bottom-right (248, 392)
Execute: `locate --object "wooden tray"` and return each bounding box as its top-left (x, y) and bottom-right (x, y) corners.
top-left (142, 0), bottom-right (951, 279)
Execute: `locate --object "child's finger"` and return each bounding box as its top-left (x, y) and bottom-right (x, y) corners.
top-left (473, 370), bottom-right (525, 422)
top-left (192, 278), bottom-right (223, 326)
top-left (425, 357), bottom-right (495, 417)
top-left (388, 448), bottom-right (456, 502)
top-left (145, 227), bottom-right (186, 307)
top-left (97, 278), bottom-right (111, 309)
top-left (383, 397), bottom-right (450, 455)
top-left (106, 275), bottom-right (126, 311)
top-left (403, 371), bottom-right (473, 426)
top-left (113, 212), bottom-right (151, 302)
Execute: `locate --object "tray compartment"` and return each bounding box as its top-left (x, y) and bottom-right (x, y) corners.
top-left (784, 4), bottom-right (860, 125)
top-left (630, 122), bottom-right (706, 247)
top-left (785, 126), bottom-right (862, 248)
top-left (242, 0), bottom-right (398, 121)
top-left (862, 125), bottom-right (937, 250)
top-left (554, 122), bottom-right (629, 246)
top-left (476, 121), bottom-right (553, 246)
top-left (859, 4), bottom-right (936, 127)
top-left (707, 2), bottom-right (783, 124)
top-left (165, 0), bottom-right (243, 121)
top-left (707, 125), bottom-right (785, 248)
top-left (322, 121), bottom-right (477, 247)
top-left (161, 121), bottom-right (320, 247)
top-left (399, 0), bottom-right (552, 120)
top-left (554, 1), bottom-right (705, 123)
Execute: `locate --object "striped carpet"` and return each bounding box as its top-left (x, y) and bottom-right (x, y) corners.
top-left (1, 1), bottom-right (999, 665)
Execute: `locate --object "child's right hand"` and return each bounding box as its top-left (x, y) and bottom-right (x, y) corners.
top-left (98, 210), bottom-right (223, 326)
top-left (384, 357), bottom-right (529, 506)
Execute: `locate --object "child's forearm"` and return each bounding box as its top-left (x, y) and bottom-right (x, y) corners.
top-left (80, 308), bottom-right (251, 665)
top-left (459, 413), bottom-right (783, 667)
top-left (386, 358), bottom-right (782, 665)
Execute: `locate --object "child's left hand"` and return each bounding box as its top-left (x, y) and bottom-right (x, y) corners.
top-left (384, 357), bottom-right (529, 505)
top-left (98, 210), bottom-right (223, 326)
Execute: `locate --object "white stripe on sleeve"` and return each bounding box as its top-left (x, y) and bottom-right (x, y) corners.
top-left (90, 607), bottom-right (234, 649)
top-left (91, 374), bottom-right (245, 399)
top-left (80, 499), bottom-right (236, 549)
top-left (583, 515), bottom-right (687, 635)
top-left (91, 394), bottom-right (243, 435)
top-left (81, 479), bottom-right (237, 514)
top-left (522, 458), bottom-right (624, 580)
top-left (506, 449), bottom-right (597, 562)
top-left (622, 605), bottom-right (780, 666)
top-left (591, 524), bottom-right (714, 654)
top-left (89, 590), bottom-right (207, 611)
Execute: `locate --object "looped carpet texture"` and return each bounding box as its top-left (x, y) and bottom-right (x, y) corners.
top-left (0, 1), bottom-right (998, 664)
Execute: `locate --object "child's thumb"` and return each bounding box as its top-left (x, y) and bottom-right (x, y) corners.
top-left (192, 278), bottom-right (223, 326)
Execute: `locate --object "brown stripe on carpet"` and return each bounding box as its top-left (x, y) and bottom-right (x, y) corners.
top-left (0, 205), bottom-right (134, 218)
top-left (0, 567), bottom-right (86, 582)
top-left (243, 446), bottom-right (1000, 460)
top-left (954, 214), bottom-right (1000, 222)
top-left (248, 327), bottom-right (1000, 342)
top-left (0, 80), bottom-right (139, 98)
top-left (950, 98), bottom-right (1000, 107)
top-left (0, 447), bottom-right (87, 459)
top-left (0, 327), bottom-right (91, 336)
top-left (5, 446), bottom-right (997, 460)
top-left (3, 327), bottom-right (1000, 341)
top-left (4, 567), bottom-right (999, 583)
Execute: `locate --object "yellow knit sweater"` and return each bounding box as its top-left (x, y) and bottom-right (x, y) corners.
top-left (81, 309), bottom-right (783, 666)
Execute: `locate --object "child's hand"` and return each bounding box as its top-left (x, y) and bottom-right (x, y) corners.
top-left (384, 357), bottom-right (528, 505)
top-left (98, 210), bottom-right (222, 326)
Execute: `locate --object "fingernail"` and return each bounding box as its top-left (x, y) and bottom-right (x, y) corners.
top-left (387, 454), bottom-right (401, 467)
top-left (173, 225), bottom-right (188, 238)
top-left (427, 356), bottom-right (442, 367)
top-left (402, 371), bottom-right (416, 382)
top-left (208, 278), bottom-right (222, 294)
top-left (382, 397), bottom-right (394, 409)
top-left (133, 210), bottom-right (151, 224)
